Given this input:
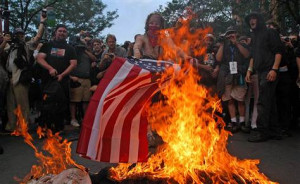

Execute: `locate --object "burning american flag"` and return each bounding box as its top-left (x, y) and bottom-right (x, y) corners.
top-left (76, 57), bottom-right (179, 163)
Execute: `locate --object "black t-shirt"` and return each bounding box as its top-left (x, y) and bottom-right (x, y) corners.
top-left (93, 51), bottom-right (103, 63)
top-left (39, 40), bottom-right (77, 74)
top-left (296, 46), bottom-right (300, 58)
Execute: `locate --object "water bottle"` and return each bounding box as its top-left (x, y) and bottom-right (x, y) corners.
top-left (239, 74), bottom-right (245, 86)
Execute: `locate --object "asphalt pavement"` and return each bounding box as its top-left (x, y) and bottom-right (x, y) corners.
top-left (0, 126), bottom-right (300, 184)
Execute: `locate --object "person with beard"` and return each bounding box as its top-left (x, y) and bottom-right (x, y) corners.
top-left (95, 34), bottom-right (127, 84)
top-left (37, 24), bottom-right (77, 132)
top-left (245, 12), bottom-right (283, 142)
top-left (101, 34), bottom-right (127, 59)
top-left (216, 26), bottom-right (250, 133)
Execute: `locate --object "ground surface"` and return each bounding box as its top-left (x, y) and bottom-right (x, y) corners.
top-left (0, 125), bottom-right (299, 184)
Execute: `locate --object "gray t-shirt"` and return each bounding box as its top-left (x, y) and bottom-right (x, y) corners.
top-left (101, 46), bottom-right (127, 59)
top-left (71, 52), bottom-right (91, 78)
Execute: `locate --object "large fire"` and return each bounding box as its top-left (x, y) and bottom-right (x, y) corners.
top-left (12, 106), bottom-right (85, 183)
top-left (109, 18), bottom-right (278, 184)
top-left (10, 15), bottom-right (278, 184)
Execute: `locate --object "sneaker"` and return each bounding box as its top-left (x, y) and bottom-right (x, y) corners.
top-left (70, 119), bottom-right (80, 127)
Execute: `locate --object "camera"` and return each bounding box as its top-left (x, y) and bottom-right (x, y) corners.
top-left (69, 35), bottom-right (86, 48)
top-left (217, 35), bottom-right (226, 43)
top-left (284, 37), bottom-right (290, 42)
top-left (42, 9), bottom-right (47, 18)
top-left (108, 53), bottom-right (114, 59)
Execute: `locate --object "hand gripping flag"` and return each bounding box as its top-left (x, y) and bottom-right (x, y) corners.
top-left (76, 57), bottom-right (177, 163)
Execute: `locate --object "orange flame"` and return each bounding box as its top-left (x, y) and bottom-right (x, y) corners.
top-left (109, 18), bottom-right (278, 184)
top-left (12, 106), bottom-right (85, 183)
top-left (158, 18), bottom-right (210, 63)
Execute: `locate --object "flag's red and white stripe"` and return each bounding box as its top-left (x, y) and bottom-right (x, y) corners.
top-left (76, 57), bottom-right (159, 163)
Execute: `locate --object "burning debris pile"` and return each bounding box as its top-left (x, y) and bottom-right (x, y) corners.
top-left (12, 106), bottom-right (90, 184)
top-left (107, 18), bottom-right (277, 184)
top-left (108, 65), bottom-right (277, 184)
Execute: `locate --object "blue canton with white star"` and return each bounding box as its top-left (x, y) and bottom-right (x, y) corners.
top-left (127, 57), bottom-right (174, 73)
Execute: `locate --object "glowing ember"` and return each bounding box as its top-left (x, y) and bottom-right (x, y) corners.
top-left (12, 106), bottom-right (85, 183)
top-left (109, 18), bottom-right (278, 184)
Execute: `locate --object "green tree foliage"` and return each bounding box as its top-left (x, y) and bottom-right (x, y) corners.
top-left (158, 0), bottom-right (246, 35)
top-left (158, 0), bottom-right (299, 36)
top-left (53, 0), bottom-right (118, 37)
top-left (276, 0), bottom-right (300, 34)
top-left (5, 0), bottom-right (118, 37)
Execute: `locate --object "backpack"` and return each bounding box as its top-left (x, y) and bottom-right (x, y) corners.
top-left (12, 44), bottom-right (35, 84)
top-left (41, 80), bottom-right (67, 114)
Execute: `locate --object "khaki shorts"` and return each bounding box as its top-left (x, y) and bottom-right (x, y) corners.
top-left (70, 78), bottom-right (91, 102)
top-left (222, 84), bottom-right (247, 102)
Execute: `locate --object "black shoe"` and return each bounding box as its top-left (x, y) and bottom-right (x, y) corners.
top-left (248, 132), bottom-right (269, 142)
top-left (281, 130), bottom-right (292, 138)
top-left (226, 122), bottom-right (239, 133)
top-left (269, 133), bottom-right (283, 140)
top-left (240, 124), bottom-right (251, 134)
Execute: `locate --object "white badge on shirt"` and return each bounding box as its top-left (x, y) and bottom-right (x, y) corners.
top-left (229, 61), bottom-right (238, 74)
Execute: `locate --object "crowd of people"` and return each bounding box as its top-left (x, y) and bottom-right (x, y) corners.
top-left (0, 11), bottom-right (300, 155)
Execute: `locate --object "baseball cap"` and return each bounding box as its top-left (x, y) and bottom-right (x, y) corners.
top-left (13, 28), bottom-right (25, 35)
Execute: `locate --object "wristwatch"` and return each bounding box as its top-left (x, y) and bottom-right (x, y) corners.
top-left (271, 68), bottom-right (278, 73)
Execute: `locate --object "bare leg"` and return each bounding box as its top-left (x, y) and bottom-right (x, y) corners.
top-left (70, 102), bottom-right (77, 121)
top-left (228, 99), bottom-right (236, 120)
top-left (238, 101), bottom-right (245, 120)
